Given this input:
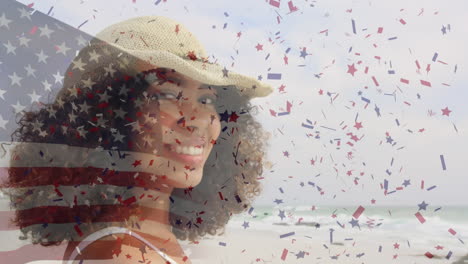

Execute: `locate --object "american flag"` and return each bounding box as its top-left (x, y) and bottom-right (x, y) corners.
top-left (0, 1), bottom-right (247, 263)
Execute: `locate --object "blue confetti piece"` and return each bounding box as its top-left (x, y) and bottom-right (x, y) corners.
top-left (446, 251), bottom-right (452, 260)
top-left (440, 154), bottom-right (447, 170)
top-left (47, 6), bottom-right (54, 15)
top-left (267, 73), bottom-right (282, 80)
top-left (224, 12), bottom-right (229, 17)
top-left (387, 190), bottom-right (396, 194)
top-left (378, 245), bottom-right (382, 252)
top-left (427, 185), bottom-right (437, 191)
top-left (280, 231), bottom-right (295, 238)
top-left (279, 187), bottom-right (284, 193)
top-left (53, 198), bottom-right (63, 202)
top-left (285, 47), bottom-right (291, 53)
top-left (432, 52), bottom-right (438, 62)
top-left (77, 20), bottom-right (88, 29)
top-left (384, 179), bottom-right (389, 190)
top-left (223, 23), bottom-right (227, 29)
top-left (395, 119), bottom-right (400, 126)
top-left (248, 207), bottom-right (254, 214)
top-left (265, 53), bottom-right (270, 60)
top-left (308, 181), bottom-right (315, 186)
top-left (351, 19), bottom-right (356, 34)
top-left (388, 36), bottom-right (398, 40)
top-left (388, 70), bottom-right (395, 74)
top-left (219, 242), bottom-right (226, 246)
top-left (154, 0), bottom-right (162, 5)
top-left (277, 112), bottom-right (290, 116)
top-left (361, 97), bottom-right (370, 103)
top-left (302, 123), bottom-right (314, 129)
top-left (306, 119), bottom-right (313, 124)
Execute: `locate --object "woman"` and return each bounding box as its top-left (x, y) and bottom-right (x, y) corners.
top-left (1, 16), bottom-right (272, 263)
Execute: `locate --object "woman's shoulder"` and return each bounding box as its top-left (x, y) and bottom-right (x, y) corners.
top-left (64, 233), bottom-right (170, 264)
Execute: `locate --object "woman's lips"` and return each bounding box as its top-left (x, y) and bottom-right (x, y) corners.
top-left (162, 144), bottom-right (205, 166)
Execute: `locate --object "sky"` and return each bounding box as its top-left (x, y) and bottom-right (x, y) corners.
top-left (10, 0), bottom-right (468, 207)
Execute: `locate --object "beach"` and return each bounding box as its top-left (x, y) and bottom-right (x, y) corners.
top-left (180, 206), bottom-right (468, 264)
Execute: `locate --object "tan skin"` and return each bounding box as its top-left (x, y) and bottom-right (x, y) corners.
top-left (63, 64), bottom-right (221, 263)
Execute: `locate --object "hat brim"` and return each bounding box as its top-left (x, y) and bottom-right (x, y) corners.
top-left (95, 40), bottom-right (273, 99)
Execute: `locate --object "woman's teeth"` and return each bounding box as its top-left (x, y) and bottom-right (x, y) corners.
top-left (170, 145), bottom-right (204, 155)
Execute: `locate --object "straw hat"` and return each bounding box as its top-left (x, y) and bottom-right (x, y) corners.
top-left (58, 16), bottom-right (273, 100)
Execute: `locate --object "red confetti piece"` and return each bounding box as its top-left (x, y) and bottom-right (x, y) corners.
top-left (74, 224), bottom-right (83, 237)
top-left (281, 248), bottom-right (288, 260)
top-left (420, 80), bottom-right (432, 87)
top-left (372, 76), bottom-right (379, 86)
top-left (400, 78), bottom-right (409, 84)
top-left (425, 252), bottom-right (434, 258)
top-left (448, 228), bottom-right (457, 235)
top-left (30, 26), bottom-right (38, 35)
top-left (352, 206), bottom-right (365, 219)
top-left (377, 27), bottom-right (383, 33)
top-left (399, 18), bottom-right (406, 25)
top-left (415, 212), bottom-right (426, 224)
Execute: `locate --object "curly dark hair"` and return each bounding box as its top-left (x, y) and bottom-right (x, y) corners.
top-left (0, 44), bottom-right (271, 247)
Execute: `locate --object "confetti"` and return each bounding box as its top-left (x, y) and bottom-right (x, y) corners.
top-left (440, 154), bottom-right (447, 170)
top-left (415, 212), bottom-right (426, 224)
top-left (279, 231), bottom-right (295, 238)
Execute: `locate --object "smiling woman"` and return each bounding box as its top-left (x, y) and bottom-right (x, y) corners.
top-left (0, 15), bottom-right (273, 263)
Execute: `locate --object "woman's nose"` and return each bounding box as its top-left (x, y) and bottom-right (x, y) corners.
top-left (177, 101), bottom-right (211, 132)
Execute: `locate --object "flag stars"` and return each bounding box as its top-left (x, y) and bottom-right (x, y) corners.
top-left (18, 36), bottom-right (31, 47)
top-left (18, 8), bottom-right (32, 20)
top-left (11, 100), bottom-right (26, 114)
top-left (82, 77), bottom-right (96, 89)
top-left (0, 115), bottom-right (8, 130)
top-left (76, 35), bottom-right (88, 46)
top-left (28, 90), bottom-right (42, 104)
top-left (38, 24), bottom-right (54, 38)
top-left (42, 80), bottom-right (52, 92)
top-left (8, 72), bottom-right (23, 86)
top-left (112, 130), bottom-right (126, 143)
top-left (3, 41), bottom-right (17, 55)
top-left (0, 89), bottom-right (6, 100)
top-left (35, 50), bottom-right (49, 64)
top-left (55, 42), bottom-right (71, 55)
top-left (88, 50), bottom-right (101, 63)
top-left (0, 13), bottom-right (12, 29)
top-left (72, 58), bottom-right (87, 71)
top-left (53, 71), bottom-right (64, 84)
top-left (24, 64), bottom-right (36, 77)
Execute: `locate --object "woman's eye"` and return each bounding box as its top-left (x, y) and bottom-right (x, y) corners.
top-left (152, 92), bottom-right (176, 100)
top-left (201, 96), bottom-right (217, 105)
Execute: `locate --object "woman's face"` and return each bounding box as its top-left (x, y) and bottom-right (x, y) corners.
top-left (135, 67), bottom-right (221, 189)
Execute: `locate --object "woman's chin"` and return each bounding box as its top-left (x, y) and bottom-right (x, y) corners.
top-left (172, 171), bottom-right (203, 189)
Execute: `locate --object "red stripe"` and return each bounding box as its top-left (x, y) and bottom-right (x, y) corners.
top-left (0, 243), bottom-right (69, 263)
top-left (1, 167), bottom-right (176, 192)
top-left (0, 204), bottom-right (174, 230)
